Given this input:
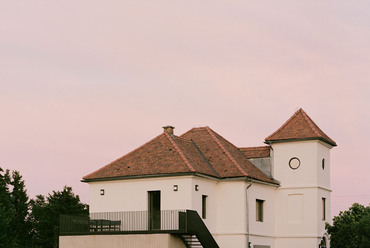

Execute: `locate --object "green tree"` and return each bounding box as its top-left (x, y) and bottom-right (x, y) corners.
top-left (30, 186), bottom-right (88, 248)
top-left (0, 167), bottom-right (17, 248)
top-left (326, 203), bottom-right (370, 248)
top-left (9, 170), bottom-right (32, 247)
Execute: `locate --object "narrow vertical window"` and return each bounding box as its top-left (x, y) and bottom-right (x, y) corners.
top-left (202, 195), bottom-right (207, 219)
top-left (322, 198), bottom-right (326, 220)
top-left (256, 199), bottom-right (264, 222)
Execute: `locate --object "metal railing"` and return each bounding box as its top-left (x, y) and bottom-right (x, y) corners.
top-left (60, 210), bottom-right (186, 235)
top-left (60, 210), bottom-right (219, 248)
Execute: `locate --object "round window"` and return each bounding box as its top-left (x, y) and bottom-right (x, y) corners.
top-left (289, 157), bottom-right (300, 170)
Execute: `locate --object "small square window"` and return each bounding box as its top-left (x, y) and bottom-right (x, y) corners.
top-left (256, 199), bottom-right (264, 222)
top-left (100, 189), bottom-right (105, 195)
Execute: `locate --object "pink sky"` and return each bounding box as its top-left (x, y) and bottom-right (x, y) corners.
top-left (0, 1), bottom-right (369, 218)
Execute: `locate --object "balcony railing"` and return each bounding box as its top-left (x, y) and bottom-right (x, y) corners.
top-left (60, 210), bottom-right (219, 248)
top-left (60, 210), bottom-right (186, 235)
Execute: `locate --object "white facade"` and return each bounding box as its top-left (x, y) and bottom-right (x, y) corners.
top-left (84, 109), bottom-right (336, 248)
top-left (87, 138), bottom-right (333, 248)
top-left (60, 234), bottom-right (186, 248)
top-left (272, 140), bottom-right (332, 248)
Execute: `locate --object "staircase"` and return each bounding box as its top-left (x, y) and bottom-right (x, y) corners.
top-left (180, 234), bottom-right (203, 248)
top-left (177, 210), bottom-right (219, 248)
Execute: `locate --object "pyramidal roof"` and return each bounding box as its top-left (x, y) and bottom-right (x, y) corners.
top-left (265, 108), bottom-right (336, 146)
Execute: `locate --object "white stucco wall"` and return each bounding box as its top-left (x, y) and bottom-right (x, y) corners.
top-left (216, 181), bottom-right (246, 233)
top-left (271, 140), bottom-right (332, 189)
top-left (275, 188), bottom-right (320, 237)
top-left (211, 180), bottom-right (277, 248)
top-left (316, 141), bottom-right (331, 191)
top-left (272, 141), bottom-right (318, 188)
top-left (88, 175), bottom-right (221, 232)
top-left (89, 176), bottom-right (195, 213)
top-left (249, 183), bottom-right (276, 248)
top-left (271, 140), bottom-right (332, 248)
top-left (59, 234), bottom-right (186, 248)
top-left (190, 176), bottom-right (218, 232)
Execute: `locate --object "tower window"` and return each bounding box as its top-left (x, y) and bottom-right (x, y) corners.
top-left (256, 199), bottom-right (264, 222)
top-left (322, 198), bottom-right (326, 220)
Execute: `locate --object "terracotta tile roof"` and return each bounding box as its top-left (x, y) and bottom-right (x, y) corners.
top-left (83, 132), bottom-right (215, 181)
top-left (84, 127), bottom-right (277, 184)
top-left (180, 127), bottom-right (276, 184)
top-left (265, 108), bottom-right (337, 146)
top-left (239, 146), bottom-right (270, 158)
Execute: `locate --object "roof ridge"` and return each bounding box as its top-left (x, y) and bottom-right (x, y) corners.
top-left (180, 127), bottom-right (205, 138)
top-left (190, 139), bottom-right (219, 177)
top-left (265, 108), bottom-right (301, 141)
top-left (164, 132), bottom-right (196, 172)
top-left (205, 126), bottom-right (248, 176)
top-left (83, 132), bottom-right (166, 179)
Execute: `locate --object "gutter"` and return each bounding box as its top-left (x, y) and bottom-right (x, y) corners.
top-left (246, 179), bottom-right (252, 248)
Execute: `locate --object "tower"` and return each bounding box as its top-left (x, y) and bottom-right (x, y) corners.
top-left (265, 109), bottom-right (336, 248)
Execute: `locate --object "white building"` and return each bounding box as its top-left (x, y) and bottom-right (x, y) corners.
top-left (60, 108), bottom-right (336, 248)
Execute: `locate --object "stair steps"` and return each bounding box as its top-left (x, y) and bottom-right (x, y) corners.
top-left (180, 234), bottom-right (203, 248)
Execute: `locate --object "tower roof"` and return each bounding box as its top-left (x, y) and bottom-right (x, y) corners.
top-left (265, 108), bottom-right (337, 147)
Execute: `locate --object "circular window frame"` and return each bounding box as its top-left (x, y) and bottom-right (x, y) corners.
top-left (289, 157), bottom-right (301, 170)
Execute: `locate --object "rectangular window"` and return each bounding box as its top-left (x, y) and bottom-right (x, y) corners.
top-left (322, 198), bottom-right (326, 220)
top-left (256, 199), bottom-right (264, 222)
top-left (202, 195), bottom-right (207, 219)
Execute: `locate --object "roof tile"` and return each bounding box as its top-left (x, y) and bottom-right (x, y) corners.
top-left (265, 108), bottom-right (336, 146)
top-left (181, 127), bottom-right (276, 183)
top-left (239, 146), bottom-right (270, 158)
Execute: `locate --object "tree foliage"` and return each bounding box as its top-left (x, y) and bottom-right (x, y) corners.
top-left (0, 168), bottom-right (35, 247)
top-left (0, 167), bottom-right (88, 248)
top-left (30, 186), bottom-right (89, 248)
top-left (0, 167), bottom-right (22, 248)
top-left (9, 170), bottom-right (31, 247)
top-left (326, 203), bottom-right (370, 248)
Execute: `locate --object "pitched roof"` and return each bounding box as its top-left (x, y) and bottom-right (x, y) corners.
top-left (84, 127), bottom-right (277, 184)
top-left (265, 108), bottom-right (337, 146)
top-left (180, 127), bottom-right (276, 183)
top-left (239, 146), bottom-right (270, 159)
top-left (83, 132), bottom-right (217, 181)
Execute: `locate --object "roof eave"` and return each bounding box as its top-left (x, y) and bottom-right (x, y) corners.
top-left (264, 137), bottom-right (337, 147)
top-left (82, 172), bottom-right (279, 186)
top-left (81, 172), bottom-right (220, 183)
